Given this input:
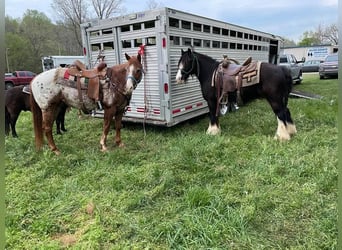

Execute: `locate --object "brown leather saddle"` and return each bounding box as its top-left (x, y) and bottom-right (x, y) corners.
top-left (213, 56), bottom-right (261, 116)
top-left (66, 60), bottom-right (107, 103)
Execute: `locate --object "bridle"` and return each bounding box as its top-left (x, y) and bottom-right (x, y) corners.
top-left (127, 73), bottom-right (142, 90)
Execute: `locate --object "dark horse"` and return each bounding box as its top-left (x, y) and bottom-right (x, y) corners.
top-left (30, 53), bottom-right (143, 155)
top-left (5, 85), bottom-right (68, 137)
top-left (175, 48), bottom-right (296, 140)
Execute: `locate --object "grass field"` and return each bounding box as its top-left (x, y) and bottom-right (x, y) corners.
top-left (5, 73), bottom-right (337, 249)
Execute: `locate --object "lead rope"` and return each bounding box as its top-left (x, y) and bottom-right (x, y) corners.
top-left (139, 44), bottom-right (147, 137)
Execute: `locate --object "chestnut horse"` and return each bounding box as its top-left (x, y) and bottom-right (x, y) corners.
top-left (5, 85), bottom-right (68, 137)
top-left (30, 53), bottom-right (142, 155)
top-left (176, 48), bottom-right (296, 140)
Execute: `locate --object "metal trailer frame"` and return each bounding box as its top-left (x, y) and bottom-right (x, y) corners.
top-left (80, 7), bottom-right (282, 127)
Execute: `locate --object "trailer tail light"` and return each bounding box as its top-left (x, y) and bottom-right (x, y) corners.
top-left (164, 83), bottom-right (169, 94)
top-left (162, 38), bottom-right (166, 48)
top-left (83, 47), bottom-right (87, 56)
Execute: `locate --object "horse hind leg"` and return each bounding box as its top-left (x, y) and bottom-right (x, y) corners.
top-left (42, 110), bottom-right (60, 155)
top-left (285, 108), bottom-right (297, 135)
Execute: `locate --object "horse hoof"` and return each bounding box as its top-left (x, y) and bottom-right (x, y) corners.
top-left (101, 146), bottom-right (108, 152)
top-left (206, 124), bottom-right (221, 135)
top-left (286, 123), bottom-right (297, 135)
top-left (53, 149), bottom-right (61, 155)
top-left (117, 142), bottom-right (125, 147)
top-left (274, 134), bottom-right (290, 141)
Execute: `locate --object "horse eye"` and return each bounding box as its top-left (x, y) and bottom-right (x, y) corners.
top-left (136, 69), bottom-right (141, 74)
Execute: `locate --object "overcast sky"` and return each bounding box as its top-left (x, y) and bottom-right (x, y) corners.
top-left (5, 0), bottom-right (338, 42)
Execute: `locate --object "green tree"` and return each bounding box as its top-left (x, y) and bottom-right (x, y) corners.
top-left (19, 10), bottom-right (60, 72)
top-left (298, 31), bottom-right (320, 46)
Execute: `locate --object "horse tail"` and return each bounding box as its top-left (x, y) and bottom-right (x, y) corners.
top-left (30, 89), bottom-right (44, 150)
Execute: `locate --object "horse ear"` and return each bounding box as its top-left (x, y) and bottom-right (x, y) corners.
top-left (181, 49), bottom-right (185, 54)
top-left (137, 53), bottom-right (141, 63)
top-left (125, 53), bottom-right (131, 61)
top-left (187, 48), bottom-right (192, 54)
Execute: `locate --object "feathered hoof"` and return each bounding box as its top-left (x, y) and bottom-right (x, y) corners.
top-left (287, 123), bottom-right (297, 135)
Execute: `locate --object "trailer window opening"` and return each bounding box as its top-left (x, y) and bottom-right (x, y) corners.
top-left (193, 39), bottom-right (201, 47)
top-left (212, 41), bottom-right (220, 48)
top-left (213, 27), bottom-right (220, 35)
top-left (181, 20), bottom-right (191, 30)
top-left (169, 18), bottom-right (179, 28)
top-left (134, 38), bottom-right (143, 47)
top-left (90, 31), bottom-right (100, 36)
top-left (102, 29), bottom-right (113, 35)
top-left (193, 22), bottom-right (202, 31)
top-left (222, 42), bottom-right (228, 49)
top-left (182, 37), bottom-right (191, 46)
top-left (121, 25), bottom-right (130, 32)
top-left (244, 44), bottom-right (248, 50)
top-left (144, 20), bottom-right (155, 29)
top-left (122, 40), bottom-right (131, 48)
top-left (203, 25), bottom-right (210, 33)
top-left (244, 33), bottom-right (249, 39)
top-left (237, 32), bottom-right (243, 38)
top-left (103, 41), bottom-right (114, 50)
top-left (230, 30), bottom-right (236, 37)
top-left (222, 29), bottom-right (229, 36)
top-left (133, 23), bottom-right (141, 30)
top-left (203, 40), bottom-right (210, 48)
top-left (146, 37), bottom-right (156, 46)
top-left (237, 43), bottom-right (243, 50)
top-left (170, 36), bottom-right (180, 46)
top-left (230, 43), bottom-right (236, 49)
top-left (91, 43), bottom-right (101, 51)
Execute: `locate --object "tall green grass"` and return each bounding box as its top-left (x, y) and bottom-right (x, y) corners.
top-left (5, 73), bottom-right (337, 249)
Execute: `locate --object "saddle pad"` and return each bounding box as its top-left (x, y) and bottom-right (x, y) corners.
top-left (241, 61), bottom-right (262, 87)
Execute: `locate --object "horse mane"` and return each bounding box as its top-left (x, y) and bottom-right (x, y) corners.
top-left (97, 62), bottom-right (107, 72)
top-left (192, 51), bottom-right (220, 82)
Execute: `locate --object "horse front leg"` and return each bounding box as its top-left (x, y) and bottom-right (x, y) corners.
top-left (114, 112), bottom-right (124, 147)
top-left (100, 108), bottom-right (114, 152)
top-left (42, 110), bottom-right (60, 155)
top-left (274, 109), bottom-right (291, 141)
top-left (206, 102), bottom-right (221, 135)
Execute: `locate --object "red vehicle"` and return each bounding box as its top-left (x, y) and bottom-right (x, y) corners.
top-left (5, 71), bottom-right (36, 90)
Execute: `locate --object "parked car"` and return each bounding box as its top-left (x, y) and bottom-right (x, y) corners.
top-left (319, 53), bottom-right (338, 79)
top-left (279, 54), bottom-right (304, 84)
top-left (4, 70), bottom-right (36, 89)
top-left (302, 60), bottom-right (321, 72)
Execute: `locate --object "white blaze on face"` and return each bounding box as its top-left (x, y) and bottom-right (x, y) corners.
top-left (175, 62), bottom-right (184, 83)
top-left (125, 64), bottom-right (135, 94)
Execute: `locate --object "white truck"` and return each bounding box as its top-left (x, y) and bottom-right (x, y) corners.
top-left (81, 7), bottom-right (282, 126)
top-left (41, 55), bottom-right (86, 71)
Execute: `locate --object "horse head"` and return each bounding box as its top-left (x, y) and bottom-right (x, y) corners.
top-left (125, 53), bottom-right (143, 94)
top-left (176, 48), bottom-right (198, 84)
top-left (106, 53), bottom-right (143, 96)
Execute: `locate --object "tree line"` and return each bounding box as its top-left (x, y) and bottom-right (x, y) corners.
top-left (5, 0), bottom-right (338, 73)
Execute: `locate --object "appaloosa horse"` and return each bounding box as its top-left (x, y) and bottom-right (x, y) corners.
top-left (5, 85), bottom-right (68, 137)
top-left (176, 48), bottom-right (296, 140)
top-left (30, 53), bottom-right (142, 154)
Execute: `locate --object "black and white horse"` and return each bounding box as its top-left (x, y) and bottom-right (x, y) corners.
top-left (175, 48), bottom-right (296, 140)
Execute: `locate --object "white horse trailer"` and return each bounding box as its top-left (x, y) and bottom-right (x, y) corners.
top-left (81, 7), bottom-right (282, 126)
